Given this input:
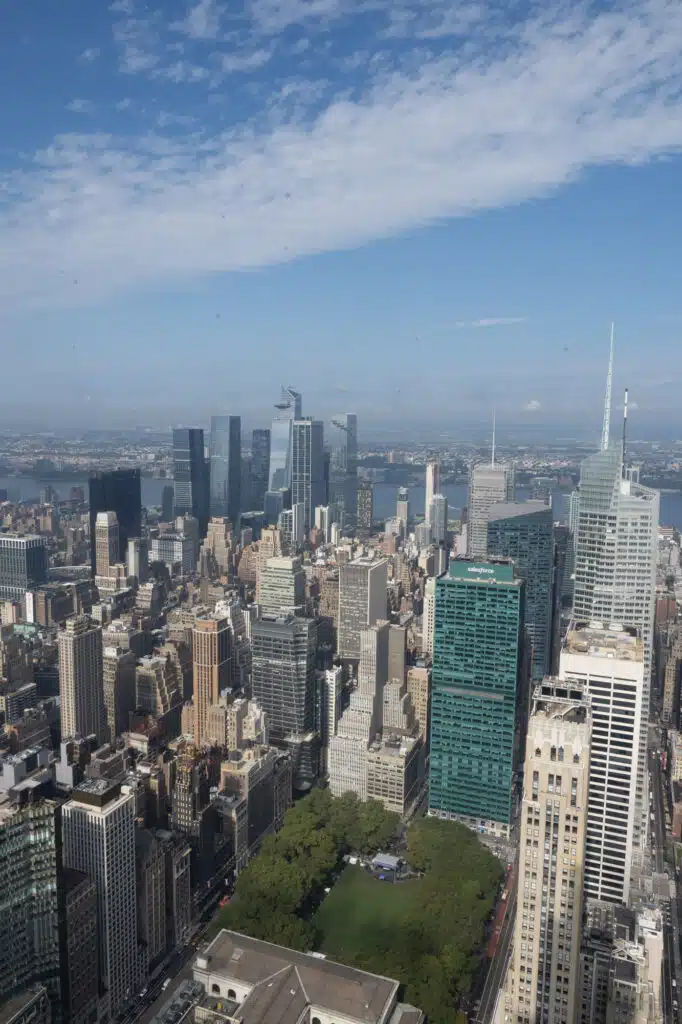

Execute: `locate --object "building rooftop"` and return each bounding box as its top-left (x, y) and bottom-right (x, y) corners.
top-left (563, 620), bottom-right (643, 662)
top-left (446, 558), bottom-right (519, 586)
top-left (197, 930), bottom-right (410, 1024)
top-left (488, 500), bottom-right (550, 521)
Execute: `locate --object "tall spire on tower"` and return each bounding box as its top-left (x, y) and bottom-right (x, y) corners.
top-left (601, 322), bottom-right (615, 451)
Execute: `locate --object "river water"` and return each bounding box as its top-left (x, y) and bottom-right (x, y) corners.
top-left (2, 477), bottom-right (682, 530)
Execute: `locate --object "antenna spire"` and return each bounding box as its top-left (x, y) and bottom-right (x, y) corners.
top-left (622, 387), bottom-right (628, 475)
top-left (601, 322), bottom-right (615, 451)
top-left (492, 408), bottom-right (496, 467)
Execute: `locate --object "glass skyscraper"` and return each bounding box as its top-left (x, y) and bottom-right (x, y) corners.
top-left (0, 534), bottom-right (48, 601)
top-left (209, 415), bottom-right (241, 524)
top-left (428, 559), bottom-right (525, 836)
top-left (487, 501), bottom-right (554, 680)
top-left (172, 428), bottom-right (209, 536)
top-left (0, 799), bottom-right (63, 1019)
top-left (88, 468), bottom-right (141, 575)
top-left (328, 413), bottom-right (358, 524)
top-left (268, 387), bottom-right (302, 492)
top-left (291, 419), bottom-right (325, 532)
top-left (573, 444), bottom-right (658, 844)
top-left (251, 428), bottom-right (271, 510)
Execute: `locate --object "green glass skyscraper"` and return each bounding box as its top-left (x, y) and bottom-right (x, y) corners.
top-left (428, 559), bottom-right (525, 836)
top-left (487, 501), bottom-right (554, 680)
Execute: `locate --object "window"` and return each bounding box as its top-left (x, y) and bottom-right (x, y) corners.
top-left (228, 989), bottom-right (237, 1000)
top-left (211, 984), bottom-right (220, 994)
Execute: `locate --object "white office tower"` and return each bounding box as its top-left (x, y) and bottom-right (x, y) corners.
top-left (422, 577), bottom-right (436, 657)
top-left (314, 505), bottom-right (332, 542)
top-left (328, 622), bottom-right (388, 798)
top-left (126, 536), bottom-right (148, 583)
top-left (62, 780), bottom-right (138, 1021)
top-left (560, 621), bottom-right (644, 903)
top-left (338, 557), bottom-right (388, 660)
top-left (504, 679), bottom-right (591, 1024)
top-left (319, 666), bottom-right (343, 773)
top-left (278, 503), bottom-right (305, 552)
top-left (467, 462), bottom-right (514, 558)
top-left (259, 556), bottom-right (306, 617)
top-left (572, 445), bottom-right (658, 844)
top-left (58, 615), bottom-right (105, 742)
top-left (95, 511), bottom-right (119, 576)
top-left (428, 493), bottom-right (448, 545)
top-left (425, 461), bottom-right (440, 519)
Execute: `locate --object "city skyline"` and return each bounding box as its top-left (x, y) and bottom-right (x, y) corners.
top-left (3, 2), bottom-right (682, 426)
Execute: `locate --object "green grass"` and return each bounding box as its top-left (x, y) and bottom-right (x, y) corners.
top-left (314, 866), bottom-right (418, 959)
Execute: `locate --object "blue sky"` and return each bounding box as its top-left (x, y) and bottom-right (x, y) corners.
top-left (2, 0), bottom-right (682, 437)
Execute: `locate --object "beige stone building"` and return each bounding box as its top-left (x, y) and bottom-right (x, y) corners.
top-left (504, 678), bottom-right (591, 1024)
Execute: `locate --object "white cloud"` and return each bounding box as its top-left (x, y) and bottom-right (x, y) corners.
top-left (173, 0), bottom-right (225, 40)
top-left (472, 317), bottom-right (526, 328)
top-left (219, 47), bottom-right (274, 73)
top-left (6, 0), bottom-right (682, 309)
top-left (524, 399), bottom-right (542, 412)
top-left (454, 317), bottom-right (526, 328)
top-left (66, 99), bottom-right (94, 113)
top-left (80, 47), bottom-right (101, 62)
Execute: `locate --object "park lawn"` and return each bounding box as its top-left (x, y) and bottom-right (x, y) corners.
top-left (314, 866), bottom-right (419, 960)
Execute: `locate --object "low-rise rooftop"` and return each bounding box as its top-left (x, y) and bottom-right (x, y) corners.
top-left (563, 620), bottom-right (643, 663)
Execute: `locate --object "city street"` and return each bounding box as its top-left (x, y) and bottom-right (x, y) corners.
top-left (650, 747), bottom-right (678, 1023)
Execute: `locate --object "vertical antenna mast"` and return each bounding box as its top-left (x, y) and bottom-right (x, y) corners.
top-left (601, 322), bottom-right (615, 451)
top-left (491, 408), bottom-right (496, 467)
top-left (622, 387), bottom-right (628, 476)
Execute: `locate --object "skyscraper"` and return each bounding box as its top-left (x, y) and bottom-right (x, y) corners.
top-left (466, 462), bottom-right (514, 558)
top-left (251, 614), bottom-right (318, 785)
top-left (488, 501), bottom-right (554, 680)
top-left (357, 483), bottom-right (373, 533)
top-left (328, 621), bottom-right (389, 799)
top-left (428, 559), bottom-right (525, 836)
top-left (95, 510), bottom-right (119, 576)
top-left (58, 615), bottom-right (105, 742)
top-left (62, 780), bottom-right (138, 1021)
top-left (0, 799), bottom-right (64, 1018)
top-left (103, 646), bottom-right (136, 743)
top-left (396, 487), bottom-right (409, 529)
top-left (425, 461), bottom-right (440, 519)
top-left (251, 614), bottom-right (316, 738)
top-left (572, 445), bottom-right (658, 842)
top-left (172, 428), bottom-right (209, 536)
top-left (504, 678), bottom-right (591, 1024)
top-left (269, 387), bottom-right (301, 491)
top-left (559, 621), bottom-right (644, 904)
top-left (0, 534), bottom-right (48, 601)
top-left (89, 469), bottom-right (141, 575)
top-left (428, 494), bottom-right (448, 545)
top-left (338, 557), bottom-right (388, 660)
top-left (259, 556), bottom-right (306, 617)
top-left (209, 415), bottom-right (241, 525)
top-left (328, 414), bottom-right (358, 524)
top-left (192, 615), bottom-right (232, 748)
top-left (291, 419), bottom-right (325, 533)
top-left (251, 428), bottom-right (271, 510)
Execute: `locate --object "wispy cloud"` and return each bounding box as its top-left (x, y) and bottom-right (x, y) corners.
top-left (172, 0), bottom-right (225, 40)
top-left (455, 317), bottom-right (527, 329)
top-left (219, 47), bottom-right (274, 73)
top-left (80, 47), bottom-right (101, 62)
top-left (523, 399), bottom-right (542, 412)
top-left (66, 99), bottom-right (94, 114)
top-left (6, 0), bottom-right (682, 309)
top-left (472, 317), bottom-right (527, 328)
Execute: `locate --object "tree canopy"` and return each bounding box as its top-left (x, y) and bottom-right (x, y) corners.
top-left (211, 795), bottom-right (502, 1024)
